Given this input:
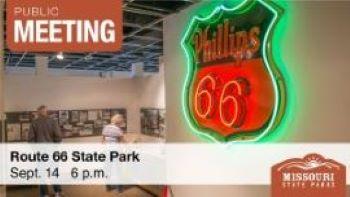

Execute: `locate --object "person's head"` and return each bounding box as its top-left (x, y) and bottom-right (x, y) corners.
top-left (37, 105), bottom-right (48, 117)
top-left (111, 114), bottom-right (124, 126)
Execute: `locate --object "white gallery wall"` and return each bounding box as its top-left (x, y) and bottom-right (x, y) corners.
top-left (4, 65), bottom-right (165, 135)
top-left (163, 1), bottom-right (350, 196)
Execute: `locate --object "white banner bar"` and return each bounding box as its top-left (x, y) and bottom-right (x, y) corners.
top-left (0, 143), bottom-right (349, 185)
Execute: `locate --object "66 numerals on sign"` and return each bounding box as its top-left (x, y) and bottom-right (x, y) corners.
top-left (194, 74), bottom-right (250, 128)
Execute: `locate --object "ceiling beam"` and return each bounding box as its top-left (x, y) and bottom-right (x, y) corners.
top-left (127, 3), bottom-right (172, 14)
top-left (124, 22), bottom-right (162, 32)
top-left (132, 35), bottom-right (162, 42)
top-left (124, 7), bottom-right (165, 17)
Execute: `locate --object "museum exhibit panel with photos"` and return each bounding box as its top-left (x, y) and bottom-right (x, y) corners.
top-left (5, 109), bottom-right (127, 142)
top-left (141, 108), bottom-right (165, 138)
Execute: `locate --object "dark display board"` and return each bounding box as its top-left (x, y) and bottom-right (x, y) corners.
top-left (140, 108), bottom-right (165, 138)
top-left (5, 108), bottom-right (127, 142)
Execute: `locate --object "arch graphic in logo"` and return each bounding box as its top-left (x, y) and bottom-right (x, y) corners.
top-left (272, 153), bottom-right (346, 197)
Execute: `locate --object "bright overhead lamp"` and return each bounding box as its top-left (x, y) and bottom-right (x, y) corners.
top-left (57, 52), bottom-right (64, 60)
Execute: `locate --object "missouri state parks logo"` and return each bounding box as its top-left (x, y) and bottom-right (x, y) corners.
top-left (181, 0), bottom-right (286, 142)
top-left (272, 154), bottom-right (346, 197)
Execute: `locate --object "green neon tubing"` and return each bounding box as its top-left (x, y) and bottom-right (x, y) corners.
top-left (181, 0), bottom-right (285, 143)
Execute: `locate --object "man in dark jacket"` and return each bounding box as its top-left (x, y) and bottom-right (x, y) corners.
top-left (29, 105), bottom-right (62, 197)
top-left (29, 105), bottom-right (61, 143)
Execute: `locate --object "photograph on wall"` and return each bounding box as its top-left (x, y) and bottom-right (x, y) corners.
top-left (159, 109), bottom-right (166, 137)
top-left (88, 110), bottom-right (102, 121)
top-left (97, 110), bottom-right (103, 120)
top-left (102, 120), bottom-right (109, 127)
top-left (88, 110), bottom-right (98, 121)
top-left (70, 110), bottom-right (80, 123)
top-left (71, 127), bottom-right (81, 137)
top-left (59, 110), bottom-right (69, 125)
top-left (19, 112), bottom-right (31, 122)
top-left (6, 123), bottom-right (21, 142)
top-left (141, 108), bottom-right (160, 137)
top-left (79, 111), bottom-right (88, 123)
top-left (62, 124), bottom-right (73, 138)
top-left (94, 119), bottom-right (104, 133)
top-left (49, 110), bottom-right (59, 122)
top-left (102, 109), bottom-right (111, 120)
top-left (21, 123), bottom-right (31, 141)
top-left (81, 124), bottom-right (94, 136)
top-left (6, 113), bottom-right (20, 123)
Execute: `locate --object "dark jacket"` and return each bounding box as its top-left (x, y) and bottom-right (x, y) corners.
top-left (28, 116), bottom-right (62, 143)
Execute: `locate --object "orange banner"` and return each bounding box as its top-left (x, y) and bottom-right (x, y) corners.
top-left (6, 0), bottom-right (123, 52)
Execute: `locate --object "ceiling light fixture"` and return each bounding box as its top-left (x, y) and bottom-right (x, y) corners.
top-left (57, 52), bottom-right (64, 60)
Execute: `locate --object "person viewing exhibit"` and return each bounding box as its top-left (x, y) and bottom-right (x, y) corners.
top-left (102, 114), bottom-right (125, 144)
top-left (29, 105), bottom-right (61, 143)
top-left (28, 105), bottom-right (63, 197)
top-left (102, 114), bottom-right (125, 194)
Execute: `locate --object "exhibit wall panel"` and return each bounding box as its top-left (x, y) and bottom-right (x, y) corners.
top-left (164, 1), bottom-right (350, 196)
top-left (4, 71), bottom-right (165, 137)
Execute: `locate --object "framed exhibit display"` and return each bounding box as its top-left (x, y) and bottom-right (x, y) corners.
top-left (21, 123), bottom-right (30, 141)
top-left (70, 110), bottom-right (80, 123)
top-left (102, 109), bottom-right (111, 120)
top-left (18, 112), bottom-right (31, 122)
top-left (159, 109), bottom-right (166, 135)
top-left (49, 111), bottom-right (59, 122)
top-left (5, 108), bottom-right (127, 142)
top-left (5, 112), bottom-right (32, 142)
top-left (59, 110), bottom-right (69, 125)
top-left (79, 110), bottom-right (88, 123)
top-left (59, 108), bottom-right (127, 138)
top-left (88, 110), bottom-right (102, 121)
top-left (6, 123), bottom-right (21, 142)
top-left (140, 108), bottom-right (166, 138)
